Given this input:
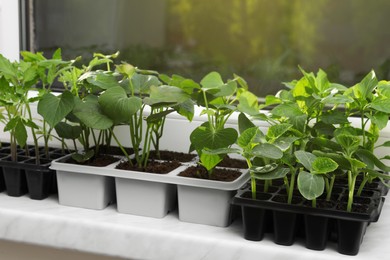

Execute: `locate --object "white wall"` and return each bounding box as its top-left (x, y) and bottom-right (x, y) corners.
top-left (0, 0), bottom-right (20, 61)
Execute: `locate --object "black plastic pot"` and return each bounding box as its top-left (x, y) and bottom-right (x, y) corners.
top-left (304, 214), bottom-right (329, 250)
top-left (0, 152), bottom-right (60, 199)
top-left (1, 156), bottom-right (29, 196)
top-left (24, 158), bottom-right (56, 200)
top-left (232, 182), bottom-right (385, 255)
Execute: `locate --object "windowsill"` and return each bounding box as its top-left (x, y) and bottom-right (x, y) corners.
top-left (0, 193), bottom-right (389, 260)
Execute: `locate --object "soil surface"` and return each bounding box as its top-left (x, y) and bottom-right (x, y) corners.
top-left (336, 203), bottom-right (369, 213)
top-left (66, 154), bottom-right (118, 167)
top-left (178, 165), bottom-right (242, 182)
top-left (99, 145), bottom-right (135, 156)
top-left (271, 195), bottom-right (302, 205)
top-left (217, 156), bottom-right (248, 169)
top-left (116, 160), bottom-right (181, 174)
top-left (148, 150), bottom-right (196, 162)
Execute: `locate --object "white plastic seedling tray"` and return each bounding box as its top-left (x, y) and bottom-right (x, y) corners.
top-left (50, 155), bottom-right (250, 191)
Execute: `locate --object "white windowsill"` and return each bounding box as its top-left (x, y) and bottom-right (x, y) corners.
top-left (0, 193), bottom-right (389, 260)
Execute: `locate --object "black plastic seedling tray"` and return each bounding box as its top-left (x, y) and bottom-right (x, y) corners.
top-left (232, 183), bottom-right (385, 255)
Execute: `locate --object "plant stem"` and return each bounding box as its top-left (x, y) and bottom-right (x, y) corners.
top-left (312, 198), bottom-right (316, 208)
top-left (202, 90), bottom-right (214, 130)
top-left (287, 166), bottom-right (296, 204)
top-left (347, 170), bottom-right (357, 212)
top-left (246, 158), bottom-right (257, 199)
top-left (25, 103), bottom-right (40, 164)
top-left (110, 129), bottom-right (132, 166)
top-left (264, 180), bottom-right (270, 193)
top-left (326, 175), bottom-right (335, 201)
top-left (251, 178), bottom-right (257, 199)
top-left (357, 176), bottom-right (368, 196)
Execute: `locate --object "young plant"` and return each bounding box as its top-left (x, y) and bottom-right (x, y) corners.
top-left (54, 52), bottom-right (118, 162)
top-left (98, 62), bottom-right (193, 169)
top-left (189, 72), bottom-right (252, 176)
top-left (0, 53), bottom-right (41, 161)
top-left (295, 150), bottom-right (338, 207)
top-left (22, 49), bottom-right (76, 160)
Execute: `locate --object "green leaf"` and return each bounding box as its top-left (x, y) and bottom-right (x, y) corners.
top-left (212, 81), bottom-right (237, 97)
top-left (202, 147), bottom-right (241, 155)
top-left (320, 110), bottom-right (349, 124)
top-left (369, 112), bottom-right (388, 130)
top-left (370, 98), bottom-right (390, 113)
top-left (271, 103), bottom-right (305, 118)
top-left (175, 99), bottom-right (195, 121)
top-left (237, 127), bottom-right (265, 149)
top-left (356, 149), bottom-right (390, 172)
top-left (37, 91), bottom-right (75, 128)
top-left (238, 112), bottom-right (255, 134)
top-left (4, 117), bottom-right (18, 132)
top-left (335, 134), bottom-right (361, 155)
top-left (99, 86), bottom-right (142, 124)
top-left (294, 150), bottom-right (317, 171)
top-left (309, 137), bottom-right (343, 152)
top-left (321, 95), bottom-right (354, 105)
top-left (22, 65), bottom-right (38, 84)
top-left (353, 70), bottom-right (377, 99)
top-left (200, 71), bottom-right (224, 90)
top-left (73, 97), bottom-right (113, 130)
top-left (237, 90), bottom-right (260, 116)
top-left (312, 121), bottom-right (336, 137)
top-left (312, 150), bottom-right (351, 170)
top-left (72, 150), bottom-right (95, 163)
top-left (190, 125), bottom-right (238, 150)
top-left (144, 85), bottom-right (190, 106)
top-left (24, 119), bottom-right (39, 129)
top-left (251, 165), bottom-right (289, 180)
top-left (264, 95), bottom-right (281, 106)
top-left (234, 74), bottom-right (248, 90)
top-left (5, 116), bottom-right (28, 148)
top-left (55, 122), bottom-right (82, 140)
top-left (273, 136), bottom-right (299, 151)
top-left (116, 63), bottom-right (136, 78)
top-left (0, 54), bottom-right (17, 79)
top-left (14, 117), bottom-right (27, 148)
top-left (379, 141), bottom-right (390, 147)
top-left (86, 72), bottom-right (121, 89)
top-left (348, 158), bottom-right (367, 169)
top-left (298, 171), bottom-right (324, 200)
top-left (131, 74), bottom-right (161, 94)
top-left (312, 157), bottom-right (338, 174)
top-left (199, 153), bottom-right (223, 172)
top-left (289, 114), bottom-right (308, 134)
top-left (252, 143), bottom-right (283, 160)
top-left (179, 78), bottom-right (201, 93)
top-left (267, 123), bottom-right (292, 141)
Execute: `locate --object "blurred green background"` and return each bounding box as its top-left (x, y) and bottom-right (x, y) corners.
top-left (33, 0), bottom-right (390, 95)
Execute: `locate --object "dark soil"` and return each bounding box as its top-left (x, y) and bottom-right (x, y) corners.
top-left (336, 203), bottom-right (369, 213)
top-left (255, 185), bottom-right (279, 193)
top-left (242, 191), bottom-right (272, 201)
top-left (98, 145), bottom-right (135, 156)
top-left (66, 155), bottom-right (118, 167)
top-left (271, 195), bottom-right (302, 205)
top-left (340, 196), bottom-right (372, 204)
top-left (178, 165), bottom-right (242, 182)
top-left (217, 156), bottom-right (248, 169)
top-left (303, 199), bottom-right (336, 209)
top-left (116, 160), bottom-right (181, 174)
top-left (148, 150), bottom-right (196, 162)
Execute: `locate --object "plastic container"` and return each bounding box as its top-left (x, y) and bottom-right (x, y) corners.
top-left (51, 155), bottom-right (249, 224)
top-left (232, 183), bottom-right (385, 255)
